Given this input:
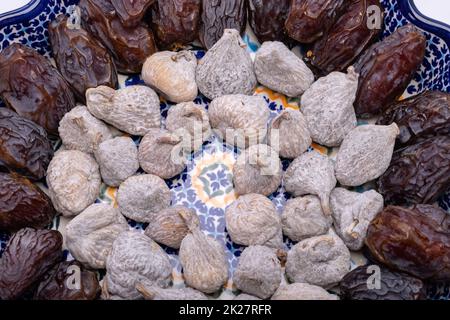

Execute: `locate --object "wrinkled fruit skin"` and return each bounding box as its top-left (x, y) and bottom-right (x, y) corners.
top-left (199, 0), bottom-right (247, 49)
top-left (79, 0), bottom-right (157, 74)
top-left (310, 0), bottom-right (383, 74)
top-left (354, 24), bottom-right (426, 117)
top-left (0, 108), bottom-right (53, 180)
top-left (0, 173), bottom-right (56, 232)
top-left (111, 0), bottom-right (155, 27)
top-left (0, 228), bottom-right (63, 300)
top-left (377, 136), bottom-right (450, 205)
top-left (377, 91), bottom-right (450, 149)
top-left (0, 43), bottom-right (75, 135)
top-left (49, 14), bottom-right (118, 102)
top-left (35, 260), bottom-right (100, 300)
top-left (339, 265), bottom-right (426, 300)
top-left (248, 0), bottom-right (290, 43)
top-left (285, 0), bottom-right (347, 43)
top-left (365, 205), bottom-right (450, 281)
top-left (272, 283), bottom-right (339, 300)
top-left (150, 0), bottom-right (201, 49)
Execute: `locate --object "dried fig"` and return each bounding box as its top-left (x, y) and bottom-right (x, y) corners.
top-left (196, 29), bottom-right (256, 100)
top-left (234, 293), bottom-right (261, 300)
top-left (300, 67), bottom-right (358, 147)
top-left (254, 41), bottom-right (314, 97)
top-left (335, 124), bottom-right (399, 187)
top-left (248, 0), bottom-right (290, 43)
top-left (66, 203), bottom-right (129, 269)
top-left (272, 283), bottom-right (339, 300)
top-left (136, 282), bottom-right (207, 300)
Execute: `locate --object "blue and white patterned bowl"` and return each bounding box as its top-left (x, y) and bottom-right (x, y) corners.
top-left (0, 0), bottom-right (449, 300)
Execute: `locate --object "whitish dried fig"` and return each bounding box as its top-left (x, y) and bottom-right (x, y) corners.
top-left (165, 102), bottom-right (211, 152)
top-left (254, 41), bottom-right (314, 97)
top-left (179, 214), bottom-right (228, 293)
top-left (58, 105), bottom-right (113, 154)
top-left (286, 230), bottom-right (351, 288)
top-left (117, 174), bottom-right (171, 223)
top-left (234, 293), bottom-right (261, 300)
top-left (86, 85), bottom-right (161, 136)
top-left (330, 188), bottom-right (384, 251)
top-left (335, 124), bottom-right (399, 186)
top-left (105, 231), bottom-right (172, 300)
top-left (46, 150), bottom-right (101, 217)
top-left (142, 51), bottom-right (198, 103)
top-left (136, 283), bottom-right (207, 300)
top-left (283, 151), bottom-right (336, 215)
top-left (196, 29), bottom-right (256, 100)
top-left (300, 67), bottom-right (358, 147)
top-left (65, 203), bottom-right (129, 269)
top-left (267, 109), bottom-right (312, 159)
top-left (94, 136), bottom-right (139, 187)
top-left (144, 206), bottom-right (200, 249)
top-left (272, 283), bottom-right (339, 300)
top-left (138, 128), bottom-right (187, 179)
top-left (209, 94), bottom-right (269, 149)
top-left (225, 194), bottom-right (282, 248)
top-left (281, 195), bottom-right (332, 242)
top-left (233, 245), bottom-right (282, 299)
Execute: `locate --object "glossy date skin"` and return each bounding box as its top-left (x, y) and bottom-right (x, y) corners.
top-left (199, 0), bottom-right (247, 49)
top-left (0, 228), bottom-right (63, 300)
top-left (35, 260), bottom-right (100, 300)
top-left (248, 0), bottom-right (290, 43)
top-left (0, 108), bottom-right (53, 180)
top-left (285, 0), bottom-right (347, 44)
top-left (365, 205), bottom-right (450, 281)
top-left (377, 136), bottom-right (450, 206)
top-left (79, 0), bottom-right (157, 74)
top-left (0, 43), bottom-right (75, 136)
top-left (0, 173), bottom-right (56, 232)
top-left (111, 0), bottom-right (155, 27)
top-left (49, 14), bottom-right (118, 102)
top-left (309, 0), bottom-right (383, 75)
top-left (354, 24), bottom-right (426, 117)
top-left (377, 91), bottom-right (450, 149)
top-left (150, 0), bottom-right (201, 49)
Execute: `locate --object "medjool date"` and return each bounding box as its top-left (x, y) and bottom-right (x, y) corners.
top-left (365, 205), bottom-right (450, 281)
top-left (0, 108), bottom-right (53, 180)
top-left (272, 283), bottom-right (339, 300)
top-left (49, 13), bottom-right (118, 102)
top-left (79, 0), bottom-right (157, 74)
top-left (0, 43), bottom-right (75, 135)
top-left (354, 24), bottom-right (426, 117)
top-left (377, 136), bottom-right (450, 205)
top-left (339, 265), bottom-right (426, 300)
top-left (34, 260), bottom-right (101, 300)
top-left (377, 91), bottom-right (450, 149)
top-left (285, 0), bottom-right (347, 43)
top-left (248, 0), bottom-right (290, 43)
top-left (199, 0), bottom-right (247, 49)
top-left (0, 228), bottom-right (63, 300)
top-left (0, 173), bottom-right (56, 232)
top-left (111, 0), bottom-right (155, 27)
top-left (150, 0), bottom-right (201, 49)
top-left (309, 0), bottom-right (384, 74)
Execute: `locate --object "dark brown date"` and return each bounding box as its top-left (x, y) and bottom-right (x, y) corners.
top-left (150, 0), bottom-right (201, 49)
top-left (34, 260), bottom-right (100, 300)
top-left (377, 91), bottom-right (450, 149)
top-left (377, 136), bottom-right (450, 205)
top-left (0, 228), bottom-right (63, 300)
top-left (340, 265), bottom-right (426, 300)
top-left (0, 172), bottom-right (56, 232)
top-left (285, 0), bottom-right (347, 44)
top-left (111, 0), bottom-right (155, 27)
top-left (309, 0), bottom-right (383, 74)
top-left (79, 0), bottom-right (157, 74)
top-left (248, 0), bottom-right (290, 43)
top-left (0, 43), bottom-right (76, 135)
top-left (199, 0), bottom-right (247, 49)
top-left (365, 205), bottom-right (450, 281)
top-left (354, 24), bottom-right (426, 117)
top-left (0, 108), bottom-right (53, 180)
top-left (49, 14), bottom-right (118, 102)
